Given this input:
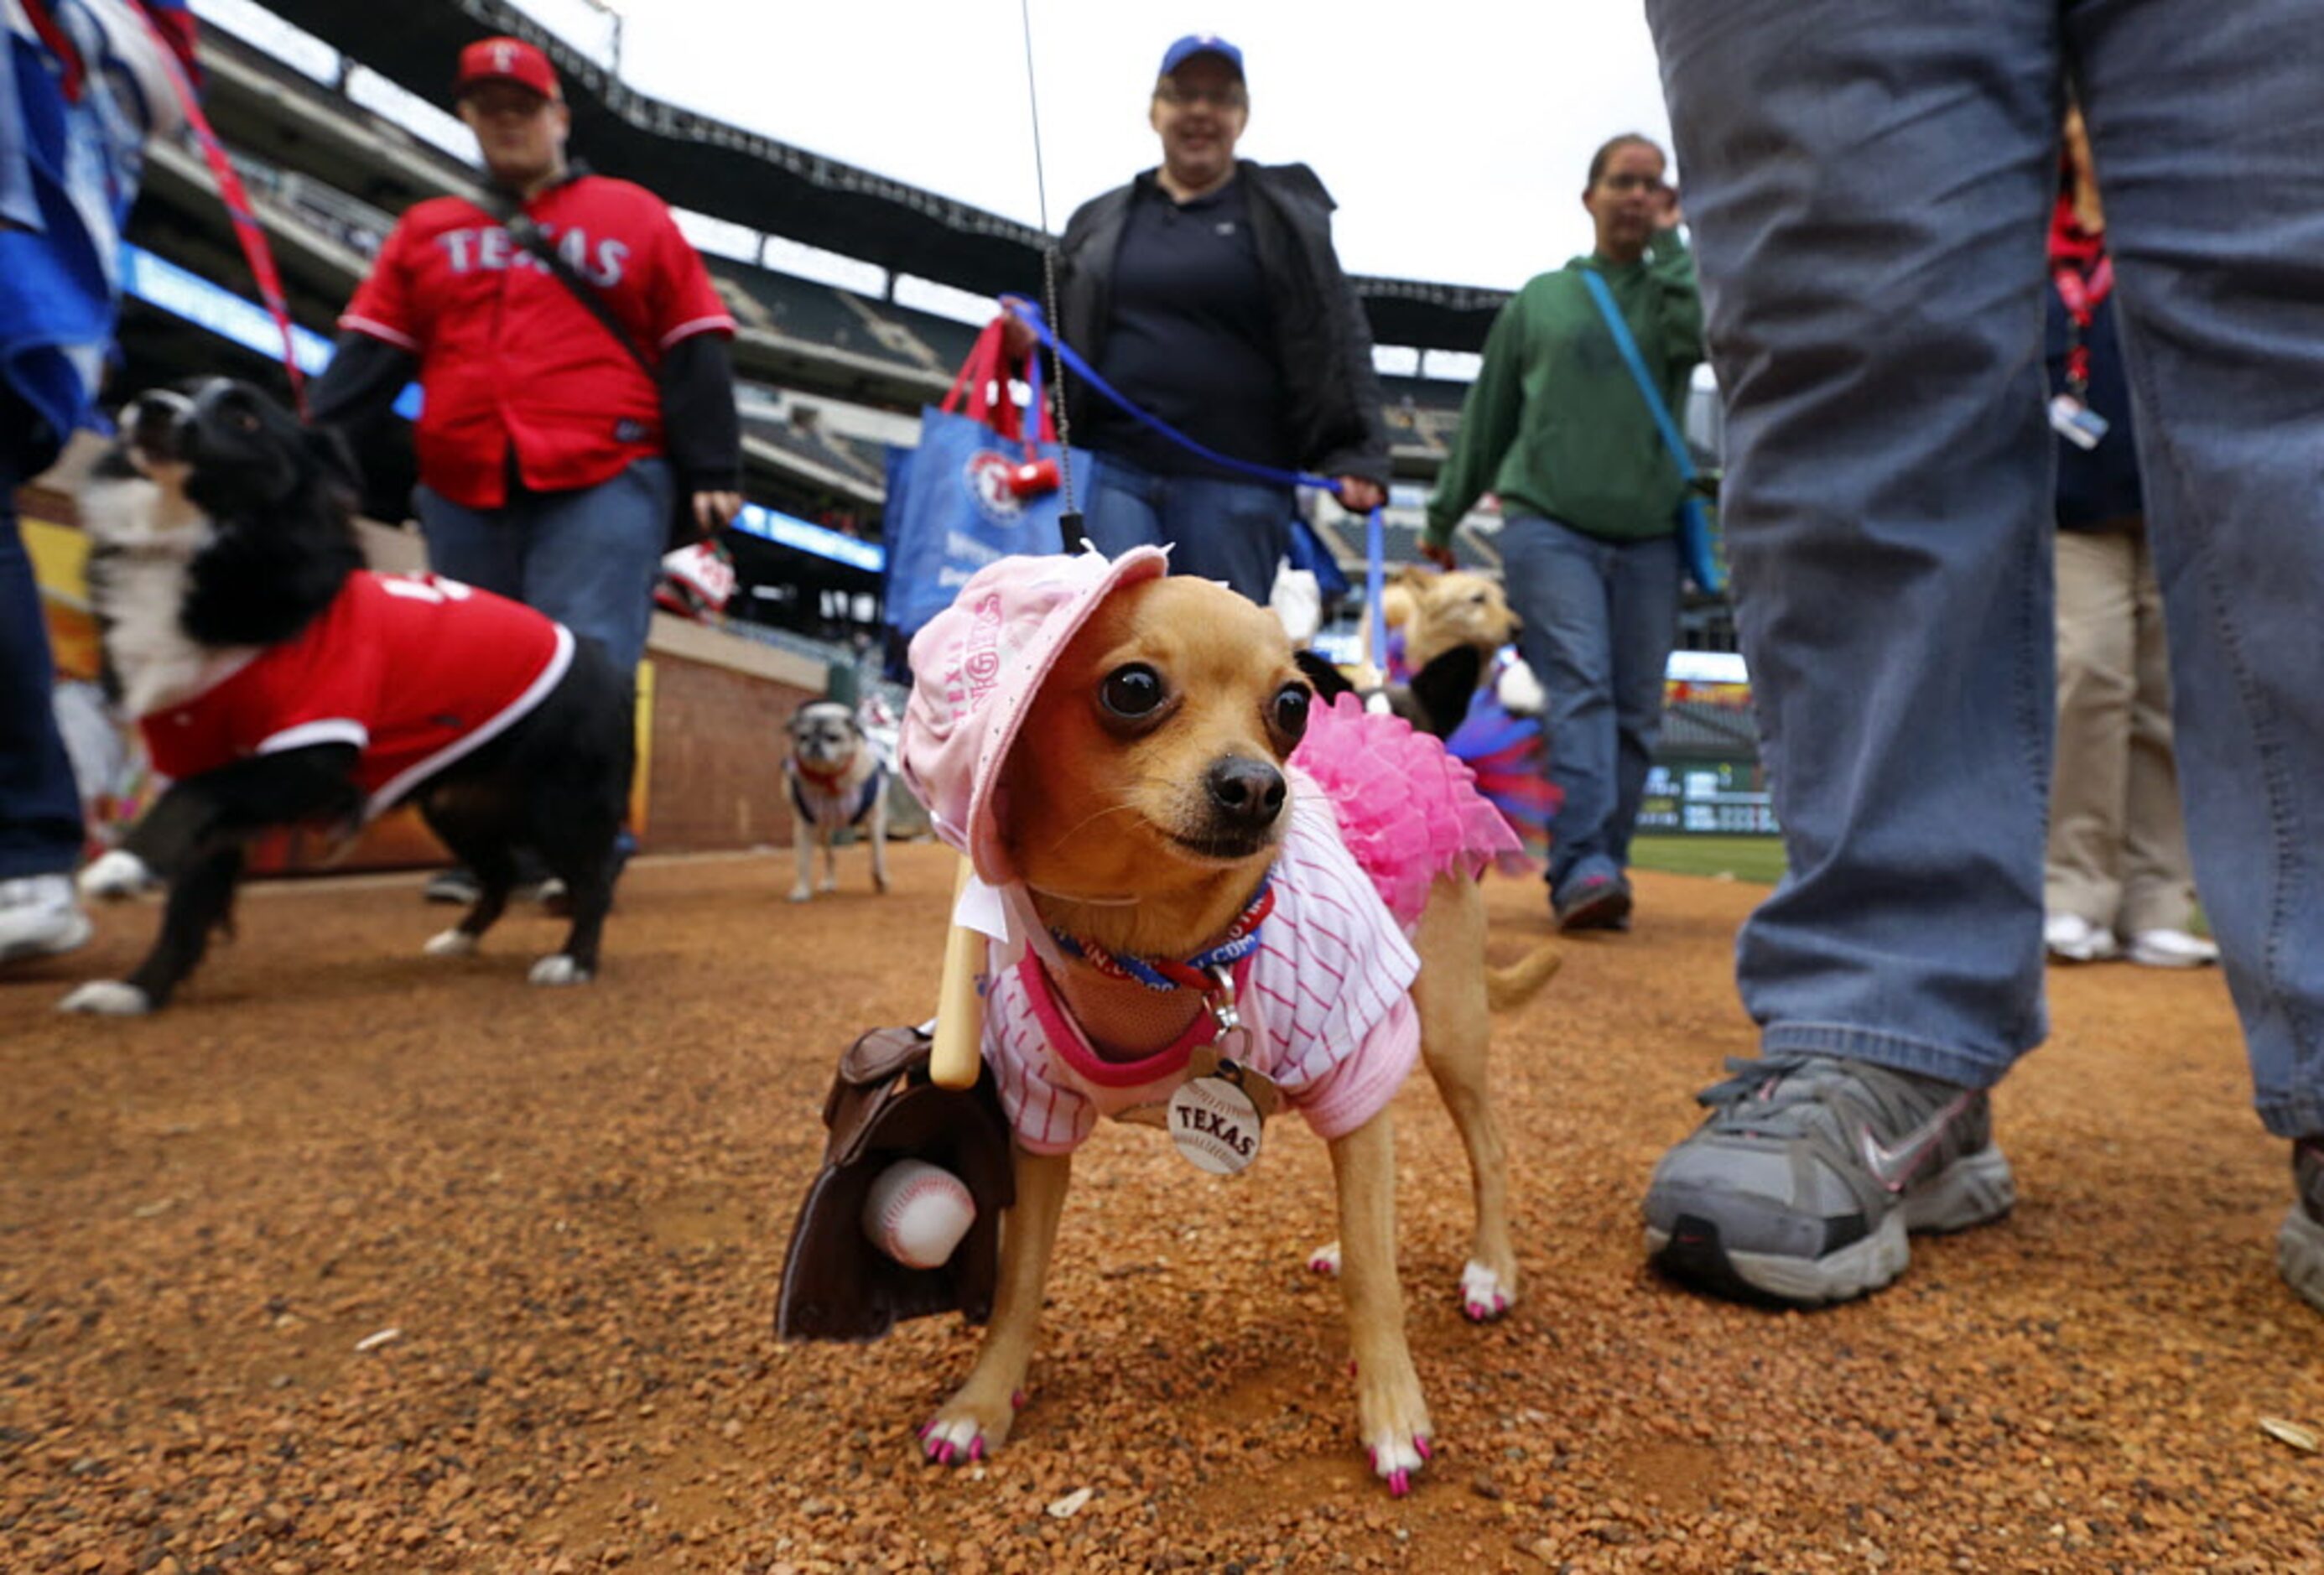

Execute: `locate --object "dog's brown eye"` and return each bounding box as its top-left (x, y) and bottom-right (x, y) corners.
top-left (1100, 663), bottom-right (1165, 717)
top-left (1271, 684), bottom-right (1312, 742)
top-left (233, 410), bottom-right (261, 433)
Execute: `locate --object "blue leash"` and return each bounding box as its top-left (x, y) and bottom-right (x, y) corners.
top-left (1001, 294), bottom-right (1338, 493)
top-left (1000, 294), bottom-right (1394, 670)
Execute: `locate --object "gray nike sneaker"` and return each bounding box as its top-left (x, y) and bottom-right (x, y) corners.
top-left (2279, 1140), bottom-right (2324, 1315)
top-left (1643, 1054), bottom-right (2016, 1306)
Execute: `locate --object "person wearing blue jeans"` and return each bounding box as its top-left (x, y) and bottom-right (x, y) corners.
top-left (1079, 458), bottom-right (1293, 607)
top-left (1423, 135), bottom-right (1703, 933)
top-left (1496, 515), bottom-right (1683, 916)
top-left (1639, 0), bottom-right (2324, 1316)
top-left (400, 461), bottom-right (672, 899)
top-left (413, 459), bottom-right (672, 681)
top-left (305, 38), bottom-right (740, 905)
top-left (1007, 36), bottom-right (1390, 605)
top-left (0, 427), bottom-right (93, 963)
top-left (1, 1), bottom-right (200, 965)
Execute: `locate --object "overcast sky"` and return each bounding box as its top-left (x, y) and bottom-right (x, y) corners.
top-left (533, 0), bottom-right (1675, 294)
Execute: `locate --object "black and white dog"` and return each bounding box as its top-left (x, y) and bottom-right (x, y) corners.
top-left (783, 700), bottom-right (889, 902)
top-left (64, 378), bottom-right (632, 1014)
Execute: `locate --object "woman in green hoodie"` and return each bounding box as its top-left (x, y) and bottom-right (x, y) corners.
top-left (1424, 133), bottom-right (1703, 933)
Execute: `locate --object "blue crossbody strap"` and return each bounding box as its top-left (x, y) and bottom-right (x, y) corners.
top-left (1581, 268), bottom-right (1724, 593)
top-left (1582, 268), bottom-right (1694, 482)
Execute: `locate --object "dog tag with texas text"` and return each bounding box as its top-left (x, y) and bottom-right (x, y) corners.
top-left (1168, 1072), bottom-right (1262, 1174)
top-left (1168, 1043), bottom-right (1282, 1176)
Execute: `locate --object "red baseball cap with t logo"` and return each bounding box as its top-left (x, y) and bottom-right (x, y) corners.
top-left (455, 36), bottom-right (560, 101)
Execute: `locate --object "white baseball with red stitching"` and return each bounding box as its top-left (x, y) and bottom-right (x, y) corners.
top-left (860, 1159), bottom-right (975, 1270)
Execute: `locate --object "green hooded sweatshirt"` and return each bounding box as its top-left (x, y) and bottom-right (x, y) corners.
top-left (1424, 229), bottom-right (1703, 548)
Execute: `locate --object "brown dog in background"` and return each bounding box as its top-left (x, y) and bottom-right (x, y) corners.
top-left (1403, 569), bottom-right (1520, 673)
top-left (1375, 568), bottom-right (1542, 740)
top-left (917, 574), bottom-right (1559, 1494)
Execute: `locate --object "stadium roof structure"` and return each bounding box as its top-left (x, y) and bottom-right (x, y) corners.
top-left (257, 0), bottom-right (1515, 351)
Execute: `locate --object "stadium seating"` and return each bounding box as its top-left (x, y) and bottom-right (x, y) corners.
top-left (705, 262), bottom-right (918, 369)
top-left (174, 49), bottom-right (1497, 536)
top-left (166, 66), bottom-right (1496, 574)
top-left (897, 308), bottom-right (983, 372)
top-left (740, 410), bottom-right (885, 492)
top-left (129, 0), bottom-right (1738, 676)
top-left (1657, 700), bottom-right (1765, 758)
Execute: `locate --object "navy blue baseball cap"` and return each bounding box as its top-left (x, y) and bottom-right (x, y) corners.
top-left (1159, 34), bottom-right (1244, 82)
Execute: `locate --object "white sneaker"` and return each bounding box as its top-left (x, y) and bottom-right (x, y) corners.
top-left (0, 874), bottom-right (94, 964)
top-left (2127, 928), bottom-right (2220, 969)
top-left (2044, 912), bottom-right (2120, 964)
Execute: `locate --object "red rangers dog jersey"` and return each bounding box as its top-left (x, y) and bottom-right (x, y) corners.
top-left (140, 573), bottom-right (574, 819)
top-left (340, 173), bottom-right (734, 509)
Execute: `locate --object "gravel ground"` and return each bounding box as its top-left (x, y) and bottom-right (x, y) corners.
top-left (5, 844), bottom-right (2321, 1573)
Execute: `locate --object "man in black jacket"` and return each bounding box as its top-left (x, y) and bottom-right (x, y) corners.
top-left (1013, 35), bottom-right (1390, 605)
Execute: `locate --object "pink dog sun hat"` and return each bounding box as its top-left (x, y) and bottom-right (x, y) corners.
top-left (901, 546), bottom-right (1169, 886)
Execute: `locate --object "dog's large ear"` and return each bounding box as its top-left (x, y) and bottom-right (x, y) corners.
top-left (1294, 649), bottom-right (1355, 704)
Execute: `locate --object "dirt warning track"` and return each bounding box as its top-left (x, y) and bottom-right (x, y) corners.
top-left (5, 845), bottom-right (2319, 1572)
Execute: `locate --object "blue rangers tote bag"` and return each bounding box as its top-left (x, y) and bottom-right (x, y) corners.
top-left (883, 318), bottom-right (1094, 639)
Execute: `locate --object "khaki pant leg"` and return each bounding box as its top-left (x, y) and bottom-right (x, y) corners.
top-left (2046, 528), bottom-right (2139, 928)
top-left (2116, 530), bottom-right (2199, 935)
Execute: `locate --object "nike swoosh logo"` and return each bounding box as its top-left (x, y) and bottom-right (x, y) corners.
top-left (1859, 1093), bottom-right (1975, 1192)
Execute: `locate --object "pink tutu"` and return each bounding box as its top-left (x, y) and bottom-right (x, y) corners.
top-left (1291, 694), bottom-right (1533, 929)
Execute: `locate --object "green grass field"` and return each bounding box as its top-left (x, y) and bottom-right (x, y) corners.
top-left (1625, 836), bottom-right (2214, 938)
top-left (1629, 834), bottom-right (1788, 885)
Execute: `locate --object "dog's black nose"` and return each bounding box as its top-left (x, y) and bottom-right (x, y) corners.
top-left (1205, 756), bottom-right (1286, 829)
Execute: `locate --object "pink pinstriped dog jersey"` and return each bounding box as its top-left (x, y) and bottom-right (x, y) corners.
top-left (982, 789), bottom-right (1422, 1156)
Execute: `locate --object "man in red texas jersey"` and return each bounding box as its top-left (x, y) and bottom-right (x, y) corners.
top-left (307, 35), bottom-right (741, 902)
